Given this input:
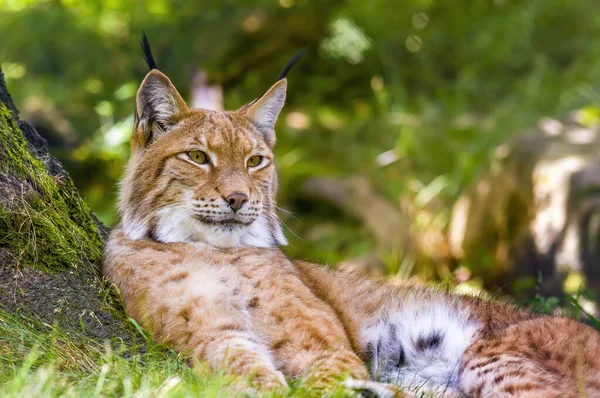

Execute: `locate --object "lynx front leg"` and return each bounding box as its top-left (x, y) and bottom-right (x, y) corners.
top-left (303, 349), bottom-right (369, 387)
top-left (192, 328), bottom-right (287, 390)
top-left (300, 350), bottom-right (405, 397)
top-left (140, 264), bottom-right (286, 390)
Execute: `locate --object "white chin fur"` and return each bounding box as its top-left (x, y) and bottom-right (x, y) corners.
top-left (150, 206), bottom-right (275, 248)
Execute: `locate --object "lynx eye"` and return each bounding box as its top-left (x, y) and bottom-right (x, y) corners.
top-left (188, 151), bottom-right (208, 164)
top-left (247, 155), bottom-right (263, 168)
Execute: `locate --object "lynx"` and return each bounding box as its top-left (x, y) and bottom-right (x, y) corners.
top-left (104, 37), bottom-right (600, 396)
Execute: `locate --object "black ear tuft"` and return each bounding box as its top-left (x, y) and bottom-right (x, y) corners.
top-left (277, 48), bottom-right (306, 80)
top-left (141, 32), bottom-right (158, 70)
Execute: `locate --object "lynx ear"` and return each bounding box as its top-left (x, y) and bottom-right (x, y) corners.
top-left (245, 79), bottom-right (287, 147)
top-left (133, 69), bottom-right (188, 151)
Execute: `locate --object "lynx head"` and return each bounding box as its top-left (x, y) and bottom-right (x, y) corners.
top-left (118, 38), bottom-right (303, 248)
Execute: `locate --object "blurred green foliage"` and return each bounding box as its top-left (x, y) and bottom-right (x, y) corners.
top-left (2, 0), bottom-right (600, 268)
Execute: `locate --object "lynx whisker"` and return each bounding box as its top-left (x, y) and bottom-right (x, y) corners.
top-left (275, 205), bottom-right (299, 221)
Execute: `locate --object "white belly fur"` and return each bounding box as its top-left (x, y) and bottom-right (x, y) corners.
top-left (360, 295), bottom-right (480, 391)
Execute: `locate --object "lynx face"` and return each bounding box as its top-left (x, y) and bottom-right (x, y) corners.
top-left (119, 70), bottom-right (287, 248)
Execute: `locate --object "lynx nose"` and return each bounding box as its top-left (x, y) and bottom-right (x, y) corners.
top-left (226, 192), bottom-right (249, 212)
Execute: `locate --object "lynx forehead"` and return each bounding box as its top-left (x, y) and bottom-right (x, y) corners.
top-left (118, 50), bottom-right (297, 247)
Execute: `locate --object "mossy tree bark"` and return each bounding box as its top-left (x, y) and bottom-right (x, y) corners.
top-left (0, 67), bottom-right (130, 340)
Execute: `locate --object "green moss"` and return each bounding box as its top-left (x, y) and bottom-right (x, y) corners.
top-left (0, 104), bottom-right (104, 272)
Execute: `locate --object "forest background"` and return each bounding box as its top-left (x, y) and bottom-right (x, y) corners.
top-left (1, 0), bottom-right (600, 395)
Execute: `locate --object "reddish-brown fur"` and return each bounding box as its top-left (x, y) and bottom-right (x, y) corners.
top-left (294, 261), bottom-right (600, 396)
top-left (104, 64), bottom-right (600, 396)
top-left (105, 236), bottom-right (370, 390)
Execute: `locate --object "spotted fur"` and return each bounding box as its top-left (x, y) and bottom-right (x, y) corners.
top-left (119, 69), bottom-right (287, 248)
top-left (104, 44), bottom-right (600, 396)
top-left (294, 262), bottom-right (600, 396)
top-left (105, 54), bottom-right (376, 393)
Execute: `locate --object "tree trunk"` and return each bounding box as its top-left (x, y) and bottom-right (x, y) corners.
top-left (449, 111), bottom-right (600, 301)
top-left (0, 67), bottom-right (130, 340)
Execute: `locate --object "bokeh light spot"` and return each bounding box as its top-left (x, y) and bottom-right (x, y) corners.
top-left (405, 35), bottom-right (422, 53)
top-left (279, 0), bottom-right (295, 8)
top-left (286, 111), bottom-right (311, 130)
top-left (412, 12), bottom-right (429, 29)
top-left (322, 18), bottom-right (372, 64)
top-left (85, 78), bottom-right (103, 94)
top-left (243, 12), bottom-right (265, 32)
top-left (2, 62), bottom-right (26, 79)
top-left (371, 76), bottom-right (384, 91)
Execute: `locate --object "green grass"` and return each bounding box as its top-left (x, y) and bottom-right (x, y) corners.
top-left (0, 310), bottom-right (364, 398)
top-left (2, 295), bottom-right (598, 398)
top-left (1, 277), bottom-right (597, 398)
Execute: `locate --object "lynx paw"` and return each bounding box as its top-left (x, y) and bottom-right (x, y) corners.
top-left (343, 378), bottom-right (405, 398)
top-left (250, 369), bottom-right (287, 390)
top-left (227, 368), bottom-right (287, 395)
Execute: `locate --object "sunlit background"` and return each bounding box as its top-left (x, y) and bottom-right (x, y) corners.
top-left (2, 0), bottom-right (600, 314)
